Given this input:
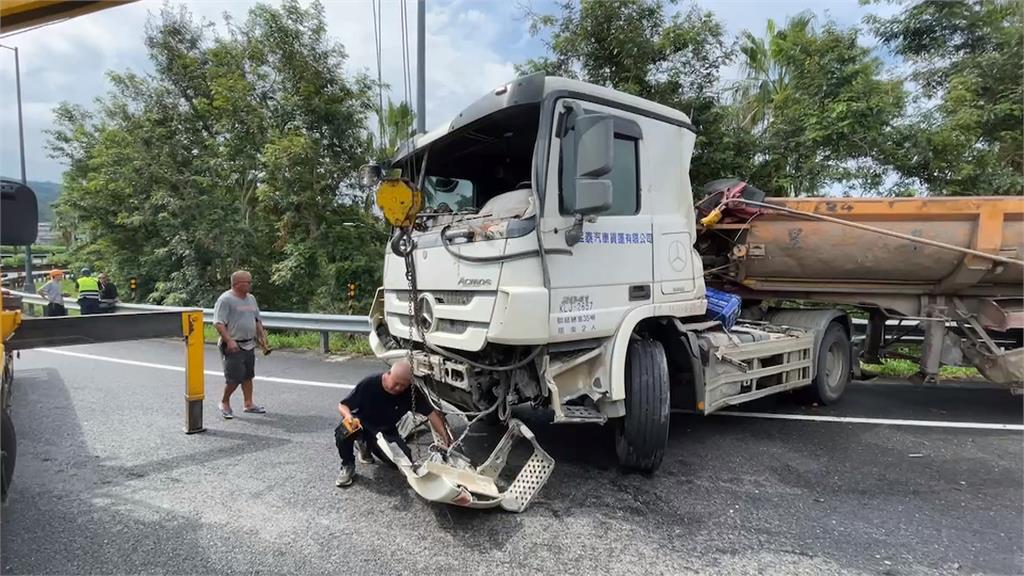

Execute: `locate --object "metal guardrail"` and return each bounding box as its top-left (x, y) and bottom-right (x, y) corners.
top-left (1, 270), bottom-right (60, 282)
top-left (7, 291), bottom-right (371, 353)
top-left (13, 289), bottom-right (1004, 353)
top-left (257, 310), bottom-right (371, 334)
top-left (9, 289), bottom-right (906, 327)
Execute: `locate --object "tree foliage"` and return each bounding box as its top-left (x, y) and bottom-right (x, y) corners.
top-left (518, 0), bottom-right (732, 106)
top-left (732, 15), bottom-right (905, 194)
top-left (520, 0), bottom-right (906, 196)
top-left (519, 0), bottom-right (750, 188)
top-left (48, 1), bottom-right (386, 311)
top-left (521, 0), bottom-right (1022, 197)
top-left (868, 0), bottom-right (1023, 195)
top-left (372, 99), bottom-right (416, 162)
top-left (731, 14), bottom-right (815, 132)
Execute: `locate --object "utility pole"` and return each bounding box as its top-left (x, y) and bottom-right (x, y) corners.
top-left (1, 44), bottom-right (32, 291)
top-left (416, 0), bottom-right (425, 134)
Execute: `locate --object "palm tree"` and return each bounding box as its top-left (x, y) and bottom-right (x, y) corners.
top-left (374, 99), bottom-right (416, 161)
top-left (731, 13), bottom-right (815, 132)
top-left (365, 99), bottom-right (428, 208)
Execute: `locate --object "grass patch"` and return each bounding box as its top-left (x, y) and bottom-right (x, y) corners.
top-left (861, 343), bottom-right (980, 379)
top-left (861, 358), bottom-right (980, 380)
top-left (202, 324), bottom-right (372, 356)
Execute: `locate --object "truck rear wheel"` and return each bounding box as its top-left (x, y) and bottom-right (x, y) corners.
top-left (615, 339), bottom-right (671, 472)
top-left (1, 409), bottom-right (15, 503)
top-left (804, 322), bottom-right (851, 405)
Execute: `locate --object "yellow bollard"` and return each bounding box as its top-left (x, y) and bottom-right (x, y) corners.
top-left (182, 311), bottom-right (205, 434)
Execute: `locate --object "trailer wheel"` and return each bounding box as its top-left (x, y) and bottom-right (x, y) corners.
top-left (1, 409), bottom-right (15, 503)
top-left (615, 339), bottom-right (671, 472)
top-left (805, 322), bottom-right (851, 405)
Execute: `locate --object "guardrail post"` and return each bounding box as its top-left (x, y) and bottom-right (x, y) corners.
top-left (320, 331), bottom-right (330, 354)
top-left (182, 310), bottom-right (206, 434)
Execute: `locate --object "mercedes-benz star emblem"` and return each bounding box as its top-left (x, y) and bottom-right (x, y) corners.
top-left (668, 240), bottom-right (688, 272)
top-left (416, 293), bottom-right (437, 334)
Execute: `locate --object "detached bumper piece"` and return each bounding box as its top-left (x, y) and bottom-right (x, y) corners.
top-left (376, 418), bottom-right (554, 512)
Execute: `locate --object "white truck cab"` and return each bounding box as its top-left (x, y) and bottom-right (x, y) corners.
top-left (369, 74), bottom-right (850, 472)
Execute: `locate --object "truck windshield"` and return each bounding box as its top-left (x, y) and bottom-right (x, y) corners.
top-left (423, 176), bottom-right (474, 211)
top-left (403, 103), bottom-right (541, 217)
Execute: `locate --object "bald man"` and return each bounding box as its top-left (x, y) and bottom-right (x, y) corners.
top-left (213, 270), bottom-right (267, 419)
top-left (334, 361), bottom-right (451, 487)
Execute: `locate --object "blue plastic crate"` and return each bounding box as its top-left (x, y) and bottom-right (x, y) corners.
top-left (705, 287), bottom-right (742, 329)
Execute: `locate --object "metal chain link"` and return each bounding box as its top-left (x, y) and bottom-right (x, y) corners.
top-left (399, 228), bottom-right (423, 461)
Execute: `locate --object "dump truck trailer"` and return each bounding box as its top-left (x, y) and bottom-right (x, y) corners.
top-left (362, 73), bottom-right (1024, 511)
top-left (697, 191), bottom-right (1023, 385)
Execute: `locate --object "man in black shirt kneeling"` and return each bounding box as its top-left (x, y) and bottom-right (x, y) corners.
top-left (334, 360), bottom-right (451, 487)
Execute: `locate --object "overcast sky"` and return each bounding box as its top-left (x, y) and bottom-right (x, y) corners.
top-left (0, 0), bottom-right (898, 183)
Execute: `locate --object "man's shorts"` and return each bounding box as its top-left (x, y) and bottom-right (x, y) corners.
top-left (222, 347), bottom-right (256, 385)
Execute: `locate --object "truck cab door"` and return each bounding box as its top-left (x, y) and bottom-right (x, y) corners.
top-left (540, 99), bottom-right (653, 342)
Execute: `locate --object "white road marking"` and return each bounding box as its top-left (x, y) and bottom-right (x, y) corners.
top-left (674, 409), bottom-right (1023, 431)
top-left (30, 349), bottom-right (1024, 431)
top-left (33, 348), bottom-right (355, 390)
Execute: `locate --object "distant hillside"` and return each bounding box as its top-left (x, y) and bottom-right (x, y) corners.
top-left (1, 177), bottom-right (61, 222)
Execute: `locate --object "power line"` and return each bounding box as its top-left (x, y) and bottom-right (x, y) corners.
top-left (402, 0), bottom-right (413, 115)
top-left (399, 0), bottom-right (411, 112)
top-left (370, 0), bottom-right (384, 149)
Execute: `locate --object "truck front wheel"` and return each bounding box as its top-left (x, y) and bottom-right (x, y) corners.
top-left (615, 339), bottom-right (671, 472)
top-left (805, 322), bottom-right (852, 405)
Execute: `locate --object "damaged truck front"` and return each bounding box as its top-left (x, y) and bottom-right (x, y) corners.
top-left (364, 74), bottom-right (870, 511)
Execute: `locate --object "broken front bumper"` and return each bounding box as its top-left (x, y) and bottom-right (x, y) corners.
top-left (376, 418), bottom-right (555, 512)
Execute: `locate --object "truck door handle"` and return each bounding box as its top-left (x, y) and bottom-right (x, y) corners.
top-left (629, 285), bottom-right (651, 301)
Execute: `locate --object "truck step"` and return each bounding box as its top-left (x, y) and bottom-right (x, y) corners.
top-left (554, 405), bottom-right (607, 424)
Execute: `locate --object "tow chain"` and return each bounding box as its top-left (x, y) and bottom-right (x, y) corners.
top-left (393, 223), bottom-right (514, 462)
top-left (395, 227), bottom-right (423, 461)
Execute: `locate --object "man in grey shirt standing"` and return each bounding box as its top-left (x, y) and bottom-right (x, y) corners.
top-left (213, 270), bottom-right (268, 419)
top-left (37, 269), bottom-right (68, 317)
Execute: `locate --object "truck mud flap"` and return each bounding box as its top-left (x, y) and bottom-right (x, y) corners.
top-left (375, 418), bottom-right (555, 513)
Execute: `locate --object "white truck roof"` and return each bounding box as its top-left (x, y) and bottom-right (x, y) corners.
top-left (396, 74), bottom-right (695, 159)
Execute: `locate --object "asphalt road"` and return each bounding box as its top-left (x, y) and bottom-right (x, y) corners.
top-left (2, 340), bottom-right (1021, 575)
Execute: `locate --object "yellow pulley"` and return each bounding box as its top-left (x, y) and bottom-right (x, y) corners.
top-left (376, 178), bottom-right (423, 228)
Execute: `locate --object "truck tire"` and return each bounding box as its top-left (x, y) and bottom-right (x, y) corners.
top-left (804, 322), bottom-right (851, 405)
top-left (615, 339), bottom-right (671, 472)
top-left (1, 409), bottom-right (14, 503)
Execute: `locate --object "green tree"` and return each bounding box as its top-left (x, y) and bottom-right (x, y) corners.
top-left (867, 0), bottom-right (1022, 195)
top-left (48, 1), bottom-right (385, 312)
top-left (731, 18), bottom-right (905, 195)
top-left (518, 0), bottom-right (752, 188)
top-left (730, 14), bottom-right (814, 132)
top-left (519, 0), bottom-right (732, 105)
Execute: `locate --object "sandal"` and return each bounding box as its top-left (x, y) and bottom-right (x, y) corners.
top-left (243, 405), bottom-right (266, 414)
top-left (219, 404), bottom-right (234, 419)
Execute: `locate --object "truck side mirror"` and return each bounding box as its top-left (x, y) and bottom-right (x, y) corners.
top-left (360, 163), bottom-right (383, 188)
top-left (572, 114), bottom-right (614, 215)
top-left (574, 179), bottom-right (612, 215)
top-left (560, 105), bottom-right (614, 246)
